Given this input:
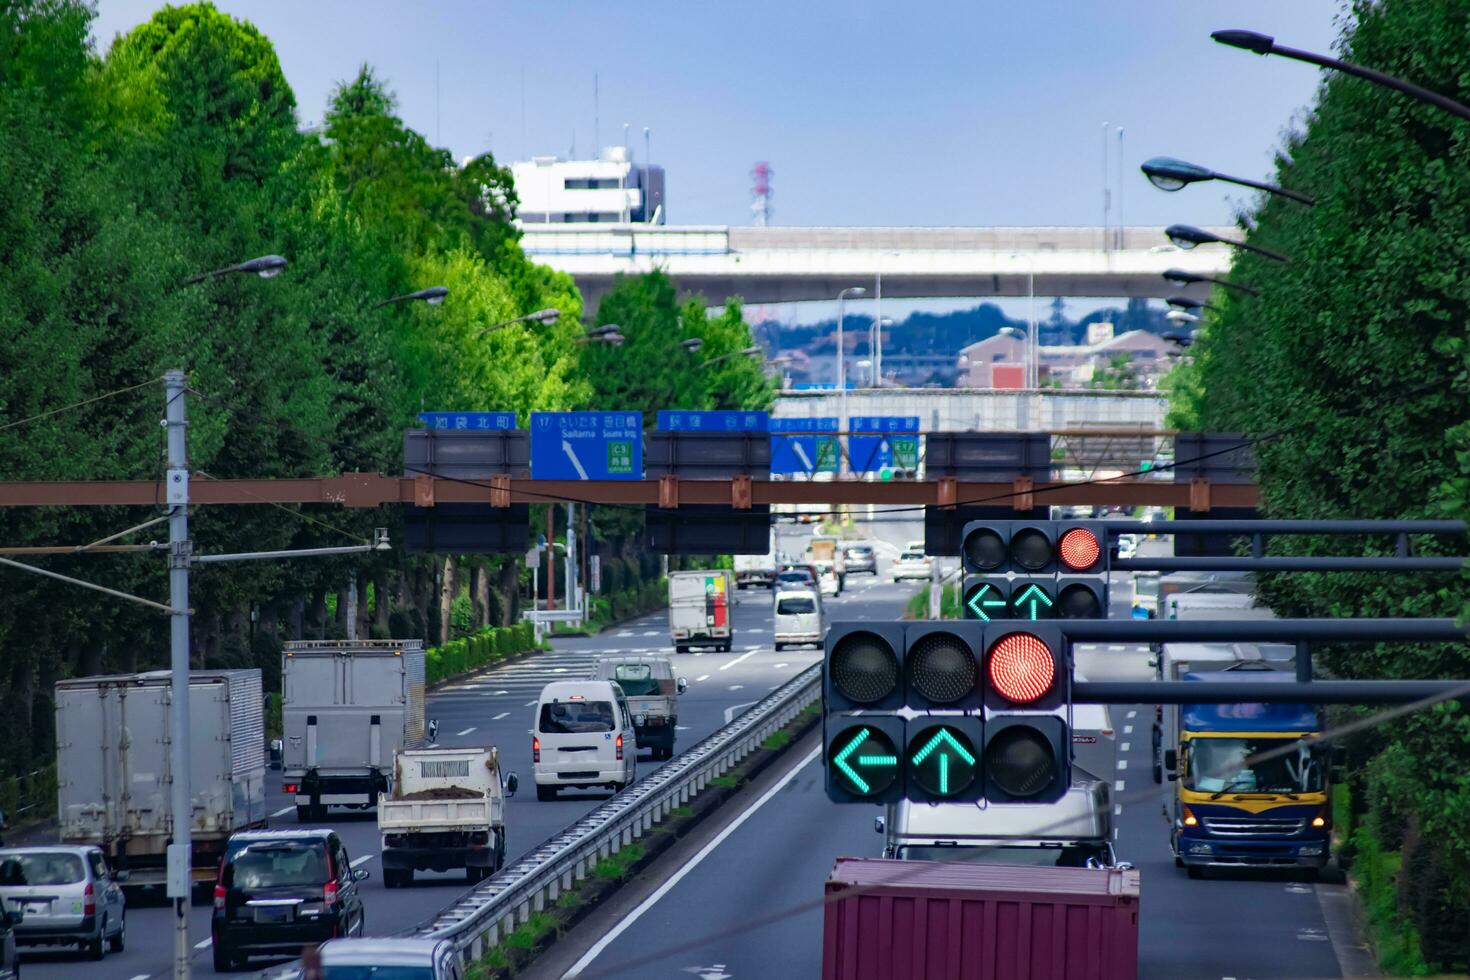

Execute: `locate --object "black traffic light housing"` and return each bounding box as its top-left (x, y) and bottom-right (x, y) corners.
top-left (824, 622), bottom-right (906, 712)
top-left (982, 715), bottom-right (1071, 803)
top-left (904, 716), bottom-right (985, 803)
top-left (1054, 521), bottom-right (1109, 619)
top-left (824, 715), bottom-right (906, 804)
top-left (904, 621), bottom-right (984, 709)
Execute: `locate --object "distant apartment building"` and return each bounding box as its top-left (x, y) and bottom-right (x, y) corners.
top-left (511, 147), bottom-right (666, 224)
top-left (957, 322), bottom-right (1172, 389)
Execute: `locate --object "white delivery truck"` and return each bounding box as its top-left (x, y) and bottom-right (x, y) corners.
top-left (281, 639), bottom-right (426, 820)
top-left (668, 569), bottom-right (735, 653)
top-left (55, 669), bottom-right (267, 893)
top-left (378, 746), bottom-right (518, 887)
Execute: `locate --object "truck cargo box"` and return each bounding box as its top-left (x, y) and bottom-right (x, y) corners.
top-left (822, 858), bottom-right (1139, 980)
top-left (281, 640), bottom-right (425, 774)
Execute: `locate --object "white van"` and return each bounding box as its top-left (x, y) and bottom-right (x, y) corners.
top-left (773, 589), bottom-right (824, 650)
top-left (531, 681), bottom-right (638, 801)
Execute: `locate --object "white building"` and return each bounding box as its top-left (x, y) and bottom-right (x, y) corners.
top-left (511, 147), bottom-right (666, 224)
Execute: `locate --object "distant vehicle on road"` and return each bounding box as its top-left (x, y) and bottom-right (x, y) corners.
top-left (210, 828), bottom-right (369, 972)
top-left (889, 548), bottom-right (933, 582)
top-left (314, 937), bottom-right (464, 979)
top-left (532, 681), bottom-right (638, 800)
top-left (0, 845), bottom-right (127, 961)
top-left (773, 588), bottom-right (824, 650)
top-left (594, 655), bottom-right (688, 760)
top-left (668, 569), bottom-right (735, 653)
top-left (378, 746), bottom-right (517, 888)
top-left (1116, 533), bottom-right (1139, 559)
top-left (842, 543), bottom-right (877, 575)
top-left (281, 640), bottom-right (427, 821)
top-left (733, 547), bottom-right (777, 589)
top-left (774, 564), bottom-right (819, 592)
top-left (805, 535), bottom-right (847, 593)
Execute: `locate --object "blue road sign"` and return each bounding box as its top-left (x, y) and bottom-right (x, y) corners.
top-left (530, 412), bottom-right (643, 480)
top-left (849, 416), bottom-right (920, 434)
top-left (419, 411), bottom-right (517, 431)
top-left (656, 410), bottom-right (769, 432)
top-left (848, 435), bottom-right (892, 473)
top-left (769, 417), bottom-right (839, 434)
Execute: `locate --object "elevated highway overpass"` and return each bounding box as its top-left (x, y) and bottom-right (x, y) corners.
top-left (519, 223), bottom-right (1236, 305)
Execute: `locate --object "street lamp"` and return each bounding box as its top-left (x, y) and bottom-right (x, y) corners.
top-left (681, 338), bottom-right (705, 353)
top-left (872, 316), bottom-right (893, 385)
top-left (1165, 294), bottom-right (1220, 312)
top-left (1165, 224), bottom-right (1291, 263)
top-left (577, 324), bottom-right (624, 346)
top-left (375, 286), bottom-right (449, 308)
top-left (181, 254), bottom-right (287, 285)
top-left (1213, 29), bottom-right (1470, 124)
top-left (1162, 330), bottom-right (1195, 348)
top-left (1165, 309), bottom-right (1201, 325)
top-left (1163, 267), bottom-right (1260, 297)
top-left (1141, 156), bottom-right (1314, 206)
top-left (835, 286), bottom-right (866, 439)
top-left (699, 345), bottom-right (763, 369)
top-left (478, 307), bottom-right (561, 337)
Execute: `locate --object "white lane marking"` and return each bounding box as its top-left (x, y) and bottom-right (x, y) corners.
top-left (642, 630), bottom-right (660, 636)
top-left (695, 674), bottom-right (711, 682)
top-left (1123, 725), bottom-right (1133, 735)
top-left (1113, 828), bottom-right (1119, 840)
top-left (492, 711), bottom-right (510, 721)
top-left (774, 663), bottom-right (789, 669)
top-left (564, 747), bottom-right (820, 977)
top-left (1108, 645), bottom-right (1125, 651)
top-left (676, 726), bottom-right (691, 731)
top-left (351, 854), bottom-right (374, 868)
top-left (552, 668), bottom-right (568, 673)
top-left (195, 937), bottom-right (212, 949)
top-left (271, 805), bottom-right (295, 817)
top-left (719, 649), bottom-right (759, 671)
top-left (128, 975), bottom-right (151, 980)
top-left (743, 644), bottom-right (761, 651)
top-left (1115, 780), bottom-right (1125, 792)
top-left (723, 700), bottom-right (758, 723)
top-left (457, 727), bottom-right (476, 737)
top-left (728, 685), bottom-right (745, 691)
top-left (525, 700), bottom-right (538, 706)
top-left (617, 631), bottom-right (634, 637)
top-left (495, 690), bottom-right (509, 696)
top-left (1117, 760), bottom-right (1128, 770)
top-left (745, 628), bottom-right (767, 634)
top-left (1121, 742), bottom-right (1131, 752)
top-left (1126, 710), bottom-right (1136, 719)
top-left (1114, 804), bottom-right (1122, 815)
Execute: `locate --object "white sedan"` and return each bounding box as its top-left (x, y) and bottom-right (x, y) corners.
top-left (890, 551), bottom-right (934, 581)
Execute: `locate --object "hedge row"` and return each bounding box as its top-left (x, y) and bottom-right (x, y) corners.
top-left (426, 623), bottom-right (537, 686)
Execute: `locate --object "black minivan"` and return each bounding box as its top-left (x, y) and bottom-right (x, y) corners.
top-left (211, 828), bottom-right (368, 972)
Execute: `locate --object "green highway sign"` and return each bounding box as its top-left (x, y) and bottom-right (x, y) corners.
top-left (827, 725), bottom-right (900, 797)
top-left (964, 581), bottom-right (1008, 621)
top-left (908, 724), bottom-right (979, 798)
top-left (1013, 582), bottom-right (1055, 621)
top-left (891, 436), bottom-right (919, 469)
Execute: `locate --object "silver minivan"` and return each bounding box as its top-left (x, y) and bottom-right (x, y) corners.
top-left (0, 846), bottom-right (126, 959)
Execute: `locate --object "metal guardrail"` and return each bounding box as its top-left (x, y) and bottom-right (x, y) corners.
top-left (251, 662), bottom-right (821, 978)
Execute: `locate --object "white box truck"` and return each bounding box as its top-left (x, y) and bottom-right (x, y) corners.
top-left (378, 746), bottom-right (517, 887)
top-left (668, 569), bottom-right (735, 653)
top-left (281, 639), bottom-right (426, 820)
top-left (55, 669), bottom-right (266, 892)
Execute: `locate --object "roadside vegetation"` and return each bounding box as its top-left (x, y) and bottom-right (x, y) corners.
top-left (1162, 2), bottom-right (1470, 970)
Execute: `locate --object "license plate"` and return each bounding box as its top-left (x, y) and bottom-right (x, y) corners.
top-left (24, 900), bottom-right (50, 915)
top-left (253, 906), bottom-right (293, 924)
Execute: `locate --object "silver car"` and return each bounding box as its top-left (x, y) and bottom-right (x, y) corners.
top-left (316, 937), bottom-right (464, 979)
top-left (0, 846), bottom-right (126, 960)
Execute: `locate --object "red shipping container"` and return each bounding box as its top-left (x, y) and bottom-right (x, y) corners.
top-left (822, 858), bottom-right (1140, 980)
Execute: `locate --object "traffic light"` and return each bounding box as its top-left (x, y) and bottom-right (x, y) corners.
top-left (904, 622), bottom-right (984, 709)
top-left (824, 623), bottom-right (905, 712)
top-left (1055, 522), bottom-right (1109, 619)
top-left (824, 624), bottom-right (907, 803)
top-left (825, 716), bottom-right (906, 803)
top-left (904, 717), bottom-right (984, 803)
top-left (981, 626), bottom-right (1070, 803)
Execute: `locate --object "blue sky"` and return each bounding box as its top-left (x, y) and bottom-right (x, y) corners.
top-left (94, 1), bottom-right (1344, 230)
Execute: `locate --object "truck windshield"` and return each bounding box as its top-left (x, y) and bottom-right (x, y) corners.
top-left (1186, 737), bottom-right (1325, 794)
top-left (611, 665), bottom-right (661, 697)
top-left (777, 596), bottom-right (817, 615)
top-left (895, 844), bottom-right (1109, 867)
top-left (539, 701), bottom-right (615, 733)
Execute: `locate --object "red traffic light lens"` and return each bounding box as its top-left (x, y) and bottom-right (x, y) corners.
top-left (1058, 528), bottom-right (1101, 571)
top-left (987, 632), bottom-right (1056, 703)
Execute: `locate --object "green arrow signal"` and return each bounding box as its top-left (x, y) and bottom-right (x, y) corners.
top-left (833, 728), bottom-right (897, 794)
top-left (1013, 583), bottom-right (1054, 621)
top-left (911, 727), bottom-right (978, 766)
top-left (909, 727), bottom-right (979, 796)
top-left (965, 583), bottom-right (1008, 621)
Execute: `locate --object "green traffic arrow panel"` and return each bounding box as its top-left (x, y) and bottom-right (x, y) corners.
top-left (907, 724), bottom-right (979, 798)
top-left (964, 580), bottom-right (1009, 621)
top-left (827, 725), bottom-right (900, 797)
top-left (1011, 581), bottom-right (1055, 621)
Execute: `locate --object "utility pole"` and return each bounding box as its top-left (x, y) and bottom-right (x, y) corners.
top-left (164, 370), bottom-right (194, 980)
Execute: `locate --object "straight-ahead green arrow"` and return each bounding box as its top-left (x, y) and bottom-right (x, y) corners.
top-left (1013, 582), bottom-right (1054, 621)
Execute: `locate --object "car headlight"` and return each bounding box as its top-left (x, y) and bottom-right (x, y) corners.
top-left (1187, 842), bottom-right (1214, 855)
top-left (1298, 845), bottom-right (1323, 856)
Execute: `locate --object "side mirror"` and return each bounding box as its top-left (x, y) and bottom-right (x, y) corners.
top-left (677, 677), bottom-right (688, 695)
top-left (353, 868), bottom-right (371, 881)
top-left (1163, 749), bottom-right (1178, 771)
top-left (113, 870), bottom-right (131, 883)
top-left (505, 772), bottom-right (520, 797)
top-left (873, 817), bottom-right (885, 834)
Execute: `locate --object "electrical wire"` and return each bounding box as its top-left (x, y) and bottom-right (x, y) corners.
top-left (0, 376), bottom-right (163, 434)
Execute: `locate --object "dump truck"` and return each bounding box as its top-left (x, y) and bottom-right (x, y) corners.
top-left (55, 669), bottom-right (267, 892)
top-left (593, 655), bottom-right (688, 760)
top-left (281, 639), bottom-right (426, 820)
top-left (378, 746), bottom-right (517, 886)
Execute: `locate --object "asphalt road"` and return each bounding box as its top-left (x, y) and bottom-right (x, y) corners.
top-left (22, 567), bottom-right (914, 979)
top-left (568, 558), bottom-right (1351, 980)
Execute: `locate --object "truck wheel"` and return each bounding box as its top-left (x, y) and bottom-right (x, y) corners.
top-left (109, 911), bottom-right (126, 952)
top-left (295, 804), bottom-right (311, 822)
top-left (536, 785), bottom-right (558, 801)
top-left (85, 921), bottom-right (105, 960)
top-left (675, 645), bottom-right (689, 654)
top-left (212, 939), bottom-right (235, 971)
top-left (774, 643), bottom-right (784, 651)
top-left (467, 865), bottom-right (490, 883)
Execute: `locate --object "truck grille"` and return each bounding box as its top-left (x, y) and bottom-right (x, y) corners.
top-left (1202, 816), bottom-right (1306, 837)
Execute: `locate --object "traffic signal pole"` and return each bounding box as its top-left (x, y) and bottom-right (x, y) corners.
top-left (164, 371), bottom-right (194, 980)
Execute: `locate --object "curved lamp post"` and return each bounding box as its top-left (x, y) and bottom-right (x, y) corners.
top-left (1165, 223), bottom-right (1291, 263)
top-left (1165, 294), bottom-right (1220, 313)
top-left (375, 286), bottom-right (449, 309)
top-left (1142, 156), bottom-right (1313, 206)
top-left (1213, 30), bottom-right (1470, 124)
top-left (1162, 267), bottom-right (1260, 297)
top-left (478, 307), bottom-right (561, 337)
top-left (182, 254), bottom-right (287, 286)
top-left (699, 345), bottom-right (762, 369)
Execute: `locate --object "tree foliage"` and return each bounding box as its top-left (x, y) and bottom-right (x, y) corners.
top-left (1172, 1), bottom-right (1470, 964)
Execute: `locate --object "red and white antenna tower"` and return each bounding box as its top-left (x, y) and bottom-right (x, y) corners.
top-left (750, 162), bottom-right (773, 226)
